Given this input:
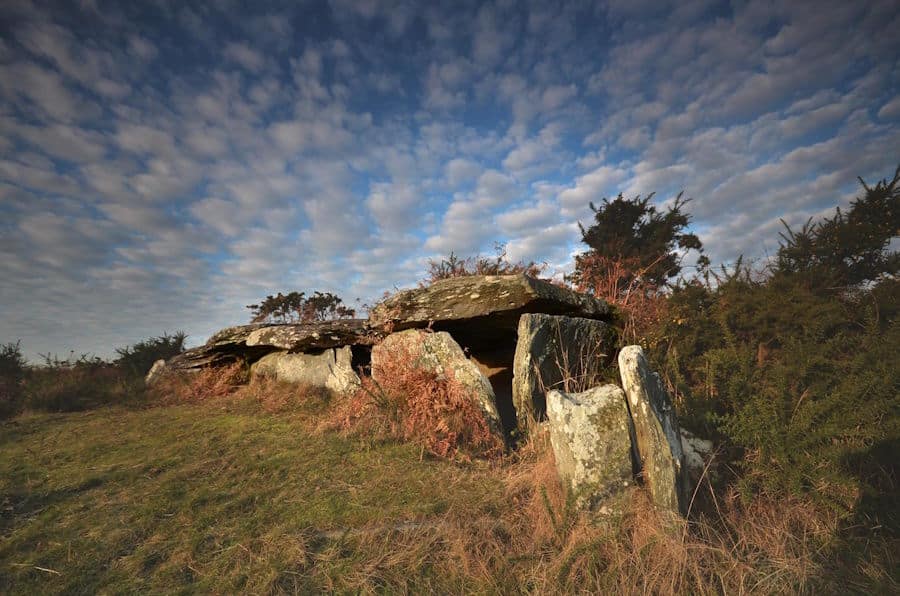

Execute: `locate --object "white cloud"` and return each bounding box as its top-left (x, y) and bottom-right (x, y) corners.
top-left (444, 158), bottom-right (482, 187)
top-left (128, 35), bottom-right (158, 61)
top-left (1, 0), bottom-right (899, 361)
top-left (224, 42), bottom-right (266, 71)
top-left (877, 96), bottom-right (900, 120)
top-left (496, 200), bottom-right (558, 234)
top-left (558, 165), bottom-right (629, 216)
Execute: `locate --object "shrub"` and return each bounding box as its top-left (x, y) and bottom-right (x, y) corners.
top-left (0, 341), bottom-right (26, 418)
top-left (23, 353), bottom-right (140, 413)
top-left (652, 168), bottom-right (899, 521)
top-left (114, 331), bottom-right (186, 377)
top-left (569, 193), bottom-right (706, 344)
top-left (246, 291), bottom-right (355, 323)
top-left (424, 243), bottom-right (546, 284)
top-left (149, 361), bottom-right (247, 404)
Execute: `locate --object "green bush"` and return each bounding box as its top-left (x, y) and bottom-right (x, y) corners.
top-left (114, 331), bottom-right (186, 377)
top-left (0, 341), bottom-right (26, 419)
top-left (652, 168), bottom-right (899, 522)
top-left (0, 333), bottom-right (189, 416)
top-left (23, 353), bottom-right (139, 413)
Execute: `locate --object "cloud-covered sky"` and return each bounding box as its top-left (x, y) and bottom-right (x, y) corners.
top-left (2, 0), bottom-right (899, 360)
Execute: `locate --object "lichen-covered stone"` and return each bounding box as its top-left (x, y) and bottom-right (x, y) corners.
top-left (245, 319), bottom-right (381, 351)
top-left (371, 329), bottom-right (503, 434)
top-left (369, 274), bottom-right (612, 332)
top-left (250, 347), bottom-right (360, 395)
top-left (618, 345), bottom-right (687, 515)
top-left (144, 359), bottom-right (168, 386)
top-left (512, 314), bottom-right (615, 432)
top-left (681, 428), bottom-right (714, 492)
top-left (546, 385), bottom-right (633, 512)
top-left (163, 319), bottom-right (379, 373)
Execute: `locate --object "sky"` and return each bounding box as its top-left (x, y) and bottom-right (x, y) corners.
top-left (1, 0), bottom-right (899, 361)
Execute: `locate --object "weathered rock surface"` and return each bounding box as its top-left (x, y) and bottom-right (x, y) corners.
top-left (250, 347), bottom-right (360, 395)
top-left (163, 319), bottom-right (379, 372)
top-left (369, 275), bottom-right (612, 352)
top-left (618, 345), bottom-right (687, 515)
top-left (680, 428), bottom-right (714, 492)
top-left (371, 329), bottom-right (503, 434)
top-left (512, 314), bottom-right (615, 431)
top-left (245, 319), bottom-right (380, 351)
top-left (145, 359), bottom-right (169, 386)
top-left (546, 385), bottom-right (633, 511)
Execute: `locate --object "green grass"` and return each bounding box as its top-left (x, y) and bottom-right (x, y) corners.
top-left (0, 403), bottom-right (506, 594)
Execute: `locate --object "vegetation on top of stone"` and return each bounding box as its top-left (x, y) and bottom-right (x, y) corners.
top-left (424, 242), bottom-right (546, 284)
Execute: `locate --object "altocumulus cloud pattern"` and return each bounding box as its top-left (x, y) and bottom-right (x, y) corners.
top-left (0, 0), bottom-right (898, 359)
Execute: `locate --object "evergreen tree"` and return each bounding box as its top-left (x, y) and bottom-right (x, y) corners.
top-left (571, 192), bottom-right (705, 298)
top-left (777, 165), bottom-right (899, 290)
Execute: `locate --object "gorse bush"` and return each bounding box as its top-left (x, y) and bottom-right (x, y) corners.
top-left (0, 341), bottom-right (26, 418)
top-left (114, 331), bottom-right (186, 377)
top-left (654, 167), bottom-right (900, 523)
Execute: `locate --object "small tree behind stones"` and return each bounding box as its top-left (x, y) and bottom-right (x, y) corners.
top-left (570, 193), bottom-right (705, 342)
top-left (246, 291), bottom-right (356, 324)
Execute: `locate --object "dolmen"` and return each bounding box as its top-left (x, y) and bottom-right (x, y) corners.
top-left (150, 274), bottom-right (704, 518)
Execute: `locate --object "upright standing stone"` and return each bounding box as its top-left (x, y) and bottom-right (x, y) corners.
top-left (546, 385), bottom-right (633, 512)
top-left (512, 313), bottom-right (615, 432)
top-left (371, 330), bottom-right (503, 435)
top-left (618, 345), bottom-right (687, 515)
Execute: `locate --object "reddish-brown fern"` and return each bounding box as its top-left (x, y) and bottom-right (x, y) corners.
top-left (327, 345), bottom-right (503, 460)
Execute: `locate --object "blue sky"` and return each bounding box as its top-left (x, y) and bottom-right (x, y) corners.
top-left (1, 0), bottom-right (899, 361)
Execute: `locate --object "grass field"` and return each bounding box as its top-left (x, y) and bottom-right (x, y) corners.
top-left (0, 401), bottom-right (508, 594)
top-left (2, 392), bottom-right (896, 594)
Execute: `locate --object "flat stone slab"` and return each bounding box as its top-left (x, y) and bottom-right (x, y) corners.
top-left (546, 384), bottom-right (633, 512)
top-left (369, 275), bottom-right (612, 334)
top-left (618, 345), bottom-right (687, 516)
top-left (512, 313), bottom-right (615, 432)
top-left (245, 319), bottom-right (381, 351)
top-left (162, 319), bottom-right (380, 373)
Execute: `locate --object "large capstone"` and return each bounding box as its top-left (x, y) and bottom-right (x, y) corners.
top-left (546, 385), bottom-right (633, 512)
top-left (371, 329), bottom-right (503, 435)
top-left (369, 275), bottom-right (612, 352)
top-left (512, 313), bottom-right (615, 432)
top-left (618, 345), bottom-right (687, 516)
top-left (250, 347), bottom-right (360, 395)
top-left (162, 319), bottom-right (380, 373)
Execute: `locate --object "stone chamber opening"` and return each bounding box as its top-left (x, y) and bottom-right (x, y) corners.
top-left (431, 314), bottom-right (522, 440)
